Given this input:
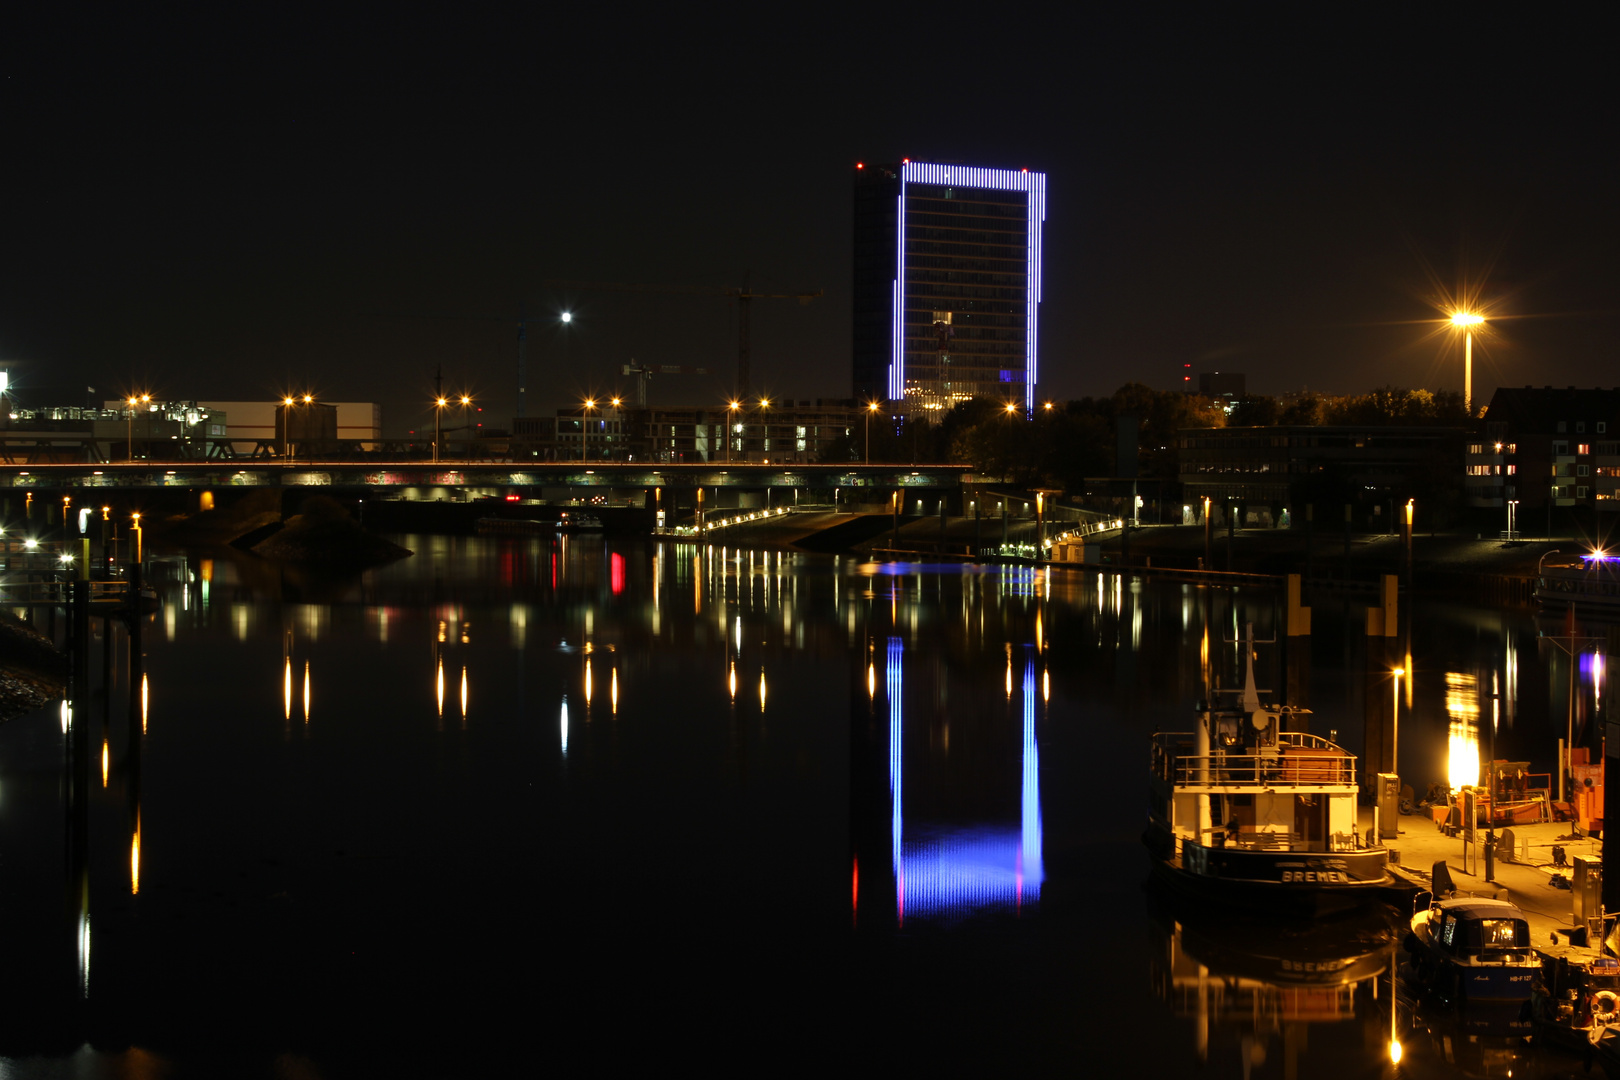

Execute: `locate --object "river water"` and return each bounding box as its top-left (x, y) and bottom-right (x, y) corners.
top-left (0, 534), bottom-right (1603, 1076)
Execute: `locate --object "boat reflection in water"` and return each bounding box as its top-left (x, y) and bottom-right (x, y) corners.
top-left (1150, 901), bottom-right (1395, 1072)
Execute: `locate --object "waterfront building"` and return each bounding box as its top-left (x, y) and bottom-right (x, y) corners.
top-left (1467, 386), bottom-right (1620, 514)
top-left (1178, 424), bottom-right (1462, 521)
top-left (511, 401), bottom-right (856, 463)
top-left (1, 397), bottom-right (229, 462)
top-left (1198, 372), bottom-right (1246, 401)
top-left (184, 400), bottom-right (382, 450)
top-left (853, 161), bottom-right (1046, 416)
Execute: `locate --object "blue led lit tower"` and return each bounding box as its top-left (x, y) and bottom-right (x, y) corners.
top-left (853, 161), bottom-right (1046, 415)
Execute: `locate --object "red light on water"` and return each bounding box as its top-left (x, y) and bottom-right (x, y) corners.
top-left (610, 553), bottom-right (625, 595)
top-left (505, 494), bottom-right (519, 502)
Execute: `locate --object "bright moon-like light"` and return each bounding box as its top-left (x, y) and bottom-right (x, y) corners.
top-left (560, 311), bottom-right (573, 323)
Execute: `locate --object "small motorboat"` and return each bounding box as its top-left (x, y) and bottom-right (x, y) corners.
top-left (1406, 864), bottom-right (1537, 1006)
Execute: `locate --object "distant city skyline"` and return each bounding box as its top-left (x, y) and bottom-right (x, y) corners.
top-left (3, 9), bottom-right (1613, 433)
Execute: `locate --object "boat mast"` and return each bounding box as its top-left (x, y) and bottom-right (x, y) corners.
top-left (1195, 622), bottom-right (1212, 845)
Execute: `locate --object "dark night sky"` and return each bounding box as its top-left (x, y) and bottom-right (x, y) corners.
top-left (3, 7), bottom-right (1614, 435)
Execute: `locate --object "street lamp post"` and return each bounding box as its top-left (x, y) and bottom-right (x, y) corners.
top-left (1392, 667), bottom-right (1404, 779)
top-left (757, 397), bottom-right (771, 463)
top-left (127, 397), bottom-right (137, 461)
top-left (434, 396), bottom-right (447, 464)
top-left (1507, 499), bottom-right (1518, 541)
top-left (459, 395), bottom-right (472, 463)
top-left (581, 399), bottom-right (597, 461)
top-left (726, 400), bottom-right (740, 463)
top-left (1451, 312), bottom-right (1484, 417)
top-left (281, 397), bottom-right (294, 460)
top-left (865, 401), bottom-right (880, 465)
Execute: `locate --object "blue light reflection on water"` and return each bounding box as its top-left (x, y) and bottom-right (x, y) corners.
top-left (888, 636), bottom-right (1044, 926)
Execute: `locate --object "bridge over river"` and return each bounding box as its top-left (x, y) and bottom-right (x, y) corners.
top-left (0, 460), bottom-right (975, 499)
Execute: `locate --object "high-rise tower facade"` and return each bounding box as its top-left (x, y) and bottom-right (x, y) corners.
top-left (853, 161), bottom-right (1046, 415)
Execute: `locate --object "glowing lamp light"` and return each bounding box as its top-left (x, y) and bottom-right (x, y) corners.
top-left (283, 397), bottom-right (295, 407)
top-left (1450, 312), bottom-right (1484, 327)
top-left (560, 311), bottom-right (573, 323)
top-left (1005, 403), bottom-right (1018, 414)
top-left (1390, 1040), bottom-right (1402, 1065)
top-left (610, 397), bottom-right (622, 408)
top-left (302, 394), bottom-right (312, 404)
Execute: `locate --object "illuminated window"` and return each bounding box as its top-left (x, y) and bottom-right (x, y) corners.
top-left (1579, 444), bottom-right (1591, 455)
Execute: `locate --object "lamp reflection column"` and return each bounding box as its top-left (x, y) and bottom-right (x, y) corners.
top-left (1452, 312), bottom-right (1484, 417)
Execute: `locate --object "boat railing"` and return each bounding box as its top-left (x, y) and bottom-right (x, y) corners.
top-left (1151, 733), bottom-right (1357, 788)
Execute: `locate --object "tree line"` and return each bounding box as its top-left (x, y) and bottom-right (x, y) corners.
top-left (821, 383), bottom-right (1470, 489)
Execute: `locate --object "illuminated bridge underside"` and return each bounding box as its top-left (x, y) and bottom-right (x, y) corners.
top-left (0, 462), bottom-right (975, 491)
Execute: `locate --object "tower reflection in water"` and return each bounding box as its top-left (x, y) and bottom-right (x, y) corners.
top-left (868, 634), bottom-right (1044, 926)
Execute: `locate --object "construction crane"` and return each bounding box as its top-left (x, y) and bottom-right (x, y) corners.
top-left (620, 362), bottom-right (709, 408)
top-left (544, 278), bottom-right (821, 400)
top-left (367, 302), bottom-right (566, 420)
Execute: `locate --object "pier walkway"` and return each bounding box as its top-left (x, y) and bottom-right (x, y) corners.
top-left (1367, 806), bottom-right (1601, 942)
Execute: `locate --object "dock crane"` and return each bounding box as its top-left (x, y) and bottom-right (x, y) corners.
top-left (543, 278), bottom-right (821, 400)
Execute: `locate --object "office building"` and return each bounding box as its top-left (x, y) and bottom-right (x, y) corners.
top-left (1467, 386), bottom-right (1620, 513)
top-left (854, 161), bottom-right (1046, 415)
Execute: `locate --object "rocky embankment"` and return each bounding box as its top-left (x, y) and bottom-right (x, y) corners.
top-left (0, 612), bottom-right (66, 723)
top-left (248, 496), bottom-right (412, 569)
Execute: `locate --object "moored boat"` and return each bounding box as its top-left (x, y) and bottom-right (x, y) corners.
top-left (1406, 882), bottom-right (1537, 1006)
top-left (1535, 549), bottom-right (1620, 614)
top-left (1143, 624), bottom-right (1391, 916)
top-left (1530, 939), bottom-right (1620, 1051)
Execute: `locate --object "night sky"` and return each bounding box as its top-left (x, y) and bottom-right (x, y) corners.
top-left (4, 7), bottom-right (1614, 435)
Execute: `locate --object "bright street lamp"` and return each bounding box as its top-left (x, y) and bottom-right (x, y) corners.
top-left (865, 401), bottom-right (880, 465)
top-left (726, 400), bottom-right (740, 463)
top-left (1451, 311), bottom-right (1485, 417)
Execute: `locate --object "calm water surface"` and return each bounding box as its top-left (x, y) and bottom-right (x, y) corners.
top-left (0, 534), bottom-right (1601, 1076)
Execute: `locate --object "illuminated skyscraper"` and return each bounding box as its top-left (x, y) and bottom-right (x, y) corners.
top-left (853, 161), bottom-right (1046, 415)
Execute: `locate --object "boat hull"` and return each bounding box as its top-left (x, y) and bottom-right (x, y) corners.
top-left (1146, 836), bottom-right (1391, 918)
